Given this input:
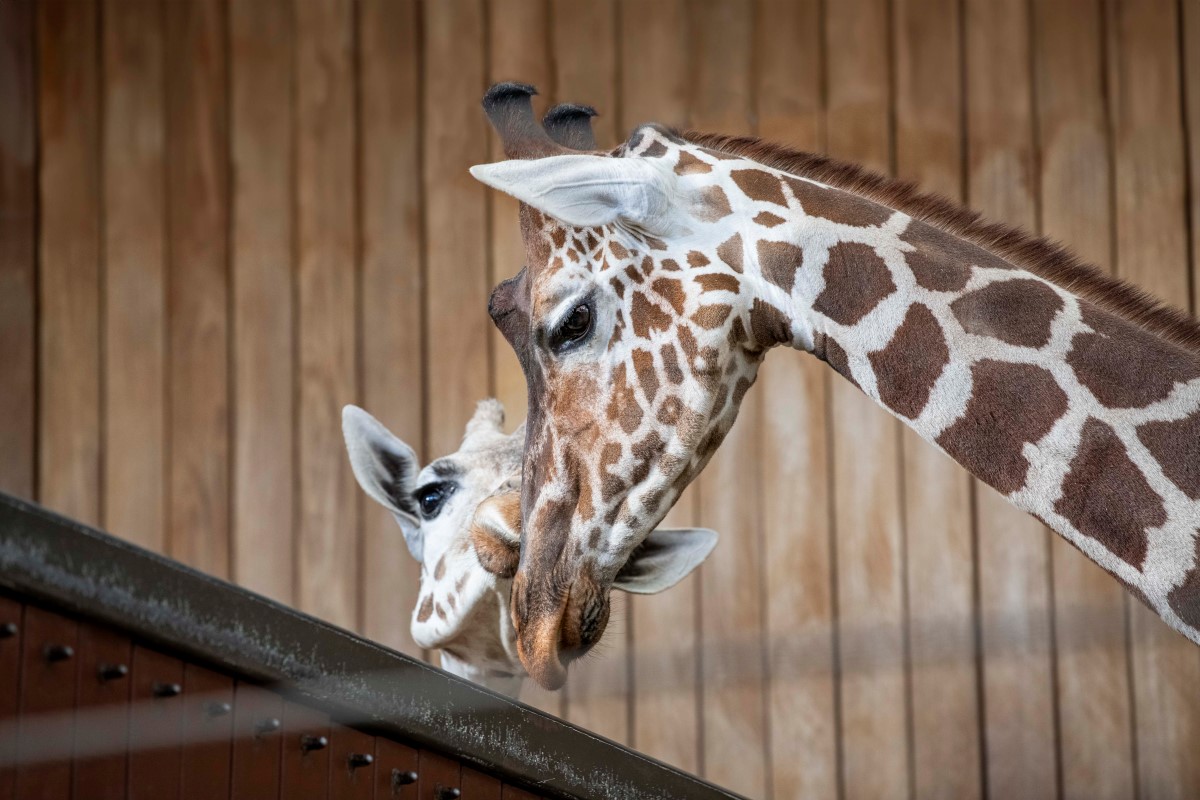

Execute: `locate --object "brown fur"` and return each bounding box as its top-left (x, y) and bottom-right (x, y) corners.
top-left (682, 130), bottom-right (1200, 356)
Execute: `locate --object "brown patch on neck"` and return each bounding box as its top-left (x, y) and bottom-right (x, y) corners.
top-left (683, 130), bottom-right (1200, 356)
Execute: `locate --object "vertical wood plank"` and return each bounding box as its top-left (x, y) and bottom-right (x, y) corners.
top-left (0, 599), bottom-right (22, 799)
top-left (422, 0), bottom-right (489, 458)
top-left (689, 1), bottom-right (767, 794)
top-left (416, 751), bottom-right (460, 800)
top-left (101, 0), bottom-right (167, 553)
top-left (328, 724), bottom-right (374, 800)
top-left (0, 0), bottom-right (37, 503)
top-left (37, 0), bottom-right (101, 527)
top-left (550, 0), bottom-right (629, 745)
top-left (824, 0), bottom-right (911, 797)
top-left (372, 738), bottom-right (419, 800)
top-left (1189, 0), bottom-right (1200, 315)
top-left (892, 1), bottom-right (983, 798)
top-left (15, 608), bottom-right (78, 800)
top-left (485, 0), bottom-right (559, 716)
top-left (487, 0), bottom-right (549, 423)
top-left (755, 2), bottom-right (839, 797)
top-left (281, 701), bottom-right (331, 800)
top-left (71, 625), bottom-right (131, 800)
top-left (965, 1), bottom-right (1059, 797)
top-left (230, 683), bottom-right (283, 800)
top-left (459, 768), bottom-right (501, 800)
top-left (295, 0), bottom-right (359, 628)
top-left (1033, 2), bottom-right (1136, 798)
top-left (620, 0), bottom-right (700, 773)
top-left (1106, 1), bottom-right (1200, 798)
top-left (358, 0), bottom-right (424, 655)
top-left (127, 646), bottom-right (184, 800)
top-left (180, 664), bottom-right (234, 800)
top-left (230, 0), bottom-right (295, 604)
top-left (165, 0), bottom-right (230, 577)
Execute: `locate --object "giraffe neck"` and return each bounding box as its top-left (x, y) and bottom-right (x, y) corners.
top-left (741, 202), bottom-right (1200, 644)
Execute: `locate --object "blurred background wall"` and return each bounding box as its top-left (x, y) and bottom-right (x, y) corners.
top-left (2, 0), bottom-right (1200, 797)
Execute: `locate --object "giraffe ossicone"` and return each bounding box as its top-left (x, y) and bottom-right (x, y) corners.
top-left (341, 399), bottom-right (717, 698)
top-left (472, 82), bottom-right (1200, 690)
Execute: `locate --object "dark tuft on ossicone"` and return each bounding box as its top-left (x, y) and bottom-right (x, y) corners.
top-left (482, 81), bottom-right (539, 112)
top-left (543, 103), bottom-right (600, 151)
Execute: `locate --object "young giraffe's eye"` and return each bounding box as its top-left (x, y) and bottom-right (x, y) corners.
top-left (549, 302), bottom-right (593, 354)
top-left (416, 483), bottom-right (455, 519)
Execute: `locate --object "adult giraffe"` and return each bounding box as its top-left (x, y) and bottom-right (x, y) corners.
top-left (470, 83), bottom-right (1200, 690)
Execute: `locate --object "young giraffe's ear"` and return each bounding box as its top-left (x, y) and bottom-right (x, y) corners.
top-left (613, 527), bottom-right (719, 595)
top-left (469, 154), bottom-right (669, 230)
top-left (342, 405), bottom-right (424, 562)
top-left (470, 489), bottom-right (521, 579)
top-left (463, 398), bottom-right (506, 442)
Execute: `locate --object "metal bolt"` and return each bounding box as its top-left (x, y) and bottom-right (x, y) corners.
top-left (152, 682), bottom-right (182, 698)
top-left (255, 717), bottom-right (282, 736)
top-left (0, 622), bottom-right (18, 639)
top-left (205, 701), bottom-right (232, 717)
top-left (44, 644), bottom-right (74, 662)
top-left (436, 787), bottom-right (462, 800)
top-left (391, 769), bottom-right (419, 789)
top-left (300, 734), bottom-right (328, 753)
top-left (98, 663), bottom-right (128, 681)
top-left (348, 752), bottom-right (374, 769)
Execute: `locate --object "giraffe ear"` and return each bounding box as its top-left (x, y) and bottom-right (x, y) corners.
top-left (470, 489), bottom-right (522, 579)
top-left (469, 154), bottom-right (669, 229)
top-left (342, 405), bottom-right (424, 562)
top-left (613, 527), bottom-right (718, 595)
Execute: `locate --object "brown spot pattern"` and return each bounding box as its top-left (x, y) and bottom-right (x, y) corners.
top-left (674, 150), bottom-right (712, 175)
top-left (696, 273), bottom-right (741, 294)
top-left (609, 240), bottom-right (628, 259)
top-left (630, 291), bottom-right (672, 339)
top-left (696, 186), bottom-right (733, 221)
top-left (716, 234), bottom-right (744, 272)
top-left (757, 240), bottom-right (804, 295)
top-left (657, 395), bottom-right (683, 425)
top-left (1055, 418), bottom-right (1164, 570)
top-left (936, 360), bottom-right (1068, 494)
top-left (1068, 305), bottom-right (1200, 409)
top-left (642, 140), bottom-right (668, 158)
top-left (687, 251), bottom-right (711, 268)
top-left (784, 177), bottom-right (892, 227)
top-left (813, 242), bottom-right (896, 325)
top-left (632, 348), bottom-right (660, 403)
top-left (661, 343), bottom-right (684, 384)
top-left (951, 278), bottom-right (1063, 348)
top-left (731, 169), bottom-right (789, 207)
top-left (693, 304), bottom-right (733, 329)
top-left (652, 277), bottom-right (686, 314)
top-left (815, 333), bottom-right (858, 388)
top-left (870, 304), bottom-right (949, 419)
top-left (1168, 535), bottom-right (1200, 628)
top-left (754, 211), bottom-right (786, 227)
top-left (1137, 411), bottom-right (1200, 500)
top-left (749, 299), bottom-right (791, 349)
top-left (417, 595), bottom-right (434, 623)
top-left (606, 363), bottom-right (643, 434)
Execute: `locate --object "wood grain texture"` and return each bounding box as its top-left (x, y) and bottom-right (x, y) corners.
top-left (1033, 2), bottom-right (1136, 798)
top-left (295, 0), bottom-right (359, 629)
top-left (965, 0), bottom-right (1059, 796)
top-left (622, 0), bottom-right (699, 774)
top-left (0, 0), bottom-right (36, 504)
top-left (485, 0), bottom-right (559, 717)
top-left (358, 0), bottom-right (424, 655)
top-left (230, 0), bottom-right (294, 604)
top-left (1105, 2), bottom-right (1200, 798)
top-left (128, 646), bottom-right (184, 800)
top-left (281, 701), bottom-right (332, 800)
top-left (15, 608), bottom-right (78, 800)
top-left (421, 0), bottom-right (489, 458)
top-left (180, 664), bottom-right (234, 800)
top-left (551, 0), bottom-right (629, 746)
top-left (329, 724), bottom-right (376, 800)
top-left (373, 738), bottom-right (419, 800)
top-left (37, 0), bottom-right (101, 527)
top-left (690, 2), bottom-right (767, 794)
top-left (892, 1), bottom-right (983, 798)
top-left (71, 625), bottom-right (132, 800)
top-left (102, 0), bottom-right (166, 554)
top-left (755, 2), bottom-right (838, 798)
top-left (825, 1), bottom-right (912, 797)
top-left (231, 683), bottom-right (284, 799)
top-left (165, 0), bottom-right (230, 577)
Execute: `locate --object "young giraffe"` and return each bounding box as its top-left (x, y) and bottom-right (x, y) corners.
top-left (341, 399), bottom-right (717, 697)
top-left (469, 83), bottom-right (1200, 689)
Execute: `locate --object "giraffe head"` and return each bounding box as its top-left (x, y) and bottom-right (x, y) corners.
top-left (472, 84), bottom-right (799, 687)
top-left (342, 398), bottom-right (719, 696)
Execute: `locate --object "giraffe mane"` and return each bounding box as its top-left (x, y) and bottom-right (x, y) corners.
top-left (681, 129), bottom-right (1200, 358)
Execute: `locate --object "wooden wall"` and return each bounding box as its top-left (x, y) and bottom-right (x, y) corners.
top-left (3, 1), bottom-right (1200, 797)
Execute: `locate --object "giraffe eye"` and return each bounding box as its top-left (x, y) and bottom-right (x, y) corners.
top-left (550, 303), bottom-right (593, 354)
top-left (416, 483), bottom-right (455, 519)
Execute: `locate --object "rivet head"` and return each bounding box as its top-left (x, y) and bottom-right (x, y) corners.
top-left (300, 734), bottom-right (328, 752)
top-left (152, 681), bottom-right (182, 698)
top-left (0, 622), bottom-right (18, 639)
top-left (98, 663), bottom-right (128, 681)
top-left (205, 701), bottom-right (232, 717)
top-left (348, 752), bottom-right (374, 769)
top-left (392, 769), bottom-right (418, 788)
top-left (44, 644), bottom-right (74, 663)
top-left (255, 717), bottom-right (282, 736)
top-left (435, 787), bottom-right (461, 800)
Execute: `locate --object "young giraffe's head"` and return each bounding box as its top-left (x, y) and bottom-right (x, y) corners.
top-left (472, 84), bottom-right (802, 687)
top-left (342, 399), bottom-right (718, 696)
